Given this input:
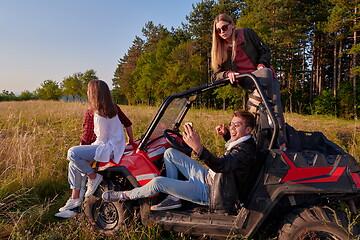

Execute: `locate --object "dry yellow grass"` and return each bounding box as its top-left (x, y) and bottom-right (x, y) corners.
top-left (286, 113), bottom-right (359, 158)
top-left (0, 101), bottom-right (84, 194)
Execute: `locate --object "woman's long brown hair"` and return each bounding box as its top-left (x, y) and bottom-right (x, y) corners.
top-left (211, 13), bottom-right (237, 70)
top-left (87, 79), bottom-right (118, 118)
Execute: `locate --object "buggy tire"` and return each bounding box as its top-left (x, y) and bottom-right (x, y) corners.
top-left (83, 188), bottom-right (133, 233)
top-left (278, 206), bottom-right (360, 240)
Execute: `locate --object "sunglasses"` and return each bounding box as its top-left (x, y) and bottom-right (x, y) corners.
top-left (216, 23), bottom-right (231, 34)
top-left (229, 121), bottom-right (244, 128)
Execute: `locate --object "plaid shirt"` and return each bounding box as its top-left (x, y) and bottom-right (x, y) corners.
top-left (80, 105), bottom-right (132, 145)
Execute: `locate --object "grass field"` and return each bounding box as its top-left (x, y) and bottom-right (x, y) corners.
top-left (0, 100), bottom-right (359, 239)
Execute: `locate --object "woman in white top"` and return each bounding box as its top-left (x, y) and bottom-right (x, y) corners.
top-left (58, 79), bottom-right (126, 213)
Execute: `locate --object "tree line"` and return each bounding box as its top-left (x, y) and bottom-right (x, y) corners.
top-left (2, 0), bottom-right (359, 119)
top-left (113, 0), bottom-right (359, 119)
top-left (0, 70), bottom-right (98, 101)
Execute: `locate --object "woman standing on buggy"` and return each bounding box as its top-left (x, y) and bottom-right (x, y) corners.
top-left (211, 13), bottom-right (286, 149)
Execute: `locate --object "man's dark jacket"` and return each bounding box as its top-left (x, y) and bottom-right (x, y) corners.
top-left (198, 136), bottom-right (256, 213)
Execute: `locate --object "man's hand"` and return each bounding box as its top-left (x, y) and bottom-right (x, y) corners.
top-left (183, 124), bottom-right (202, 153)
top-left (215, 124), bottom-right (227, 136)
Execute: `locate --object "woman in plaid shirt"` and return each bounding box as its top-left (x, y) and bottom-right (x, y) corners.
top-left (80, 105), bottom-right (135, 146)
top-left (56, 79), bottom-right (134, 216)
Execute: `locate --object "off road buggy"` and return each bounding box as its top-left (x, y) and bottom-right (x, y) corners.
top-left (83, 73), bottom-right (360, 239)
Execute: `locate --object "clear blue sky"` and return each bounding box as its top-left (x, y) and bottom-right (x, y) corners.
top-left (0, 0), bottom-right (202, 93)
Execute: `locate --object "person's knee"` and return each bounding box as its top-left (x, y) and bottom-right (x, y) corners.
top-left (149, 176), bottom-right (163, 186)
top-left (67, 147), bottom-right (74, 161)
top-left (147, 177), bottom-right (166, 192)
top-left (253, 68), bottom-right (272, 78)
top-left (164, 148), bottom-right (177, 156)
top-left (67, 146), bottom-right (79, 163)
top-left (164, 148), bottom-right (177, 161)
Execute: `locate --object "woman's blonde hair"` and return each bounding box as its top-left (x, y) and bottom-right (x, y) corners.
top-left (87, 79), bottom-right (117, 118)
top-left (211, 13), bottom-right (237, 70)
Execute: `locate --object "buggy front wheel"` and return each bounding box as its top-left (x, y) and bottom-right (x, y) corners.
top-left (83, 188), bottom-right (133, 233)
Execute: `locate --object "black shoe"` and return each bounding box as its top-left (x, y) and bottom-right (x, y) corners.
top-left (150, 196), bottom-right (182, 211)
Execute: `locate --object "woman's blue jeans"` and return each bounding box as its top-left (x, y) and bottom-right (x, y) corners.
top-left (127, 148), bottom-right (210, 205)
top-left (67, 145), bottom-right (97, 190)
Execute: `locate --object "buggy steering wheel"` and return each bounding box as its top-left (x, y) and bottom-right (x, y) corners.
top-left (163, 129), bottom-right (192, 155)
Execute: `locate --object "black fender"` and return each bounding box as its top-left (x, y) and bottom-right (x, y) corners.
top-left (98, 166), bottom-right (141, 188)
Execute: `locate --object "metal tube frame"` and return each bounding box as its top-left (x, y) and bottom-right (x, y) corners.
top-left (138, 73), bottom-right (279, 151)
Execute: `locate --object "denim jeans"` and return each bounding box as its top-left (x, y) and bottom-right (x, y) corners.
top-left (67, 145), bottom-right (97, 189)
top-left (127, 148), bottom-right (210, 205)
top-left (241, 68), bottom-right (286, 144)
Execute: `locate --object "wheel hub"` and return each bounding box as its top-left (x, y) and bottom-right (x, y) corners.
top-left (93, 200), bottom-right (119, 227)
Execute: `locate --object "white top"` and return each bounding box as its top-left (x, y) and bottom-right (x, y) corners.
top-left (225, 134), bottom-right (252, 151)
top-left (92, 113), bottom-right (125, 164)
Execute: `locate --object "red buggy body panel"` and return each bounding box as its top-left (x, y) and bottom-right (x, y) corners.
top-left (97, 136), bottom-right (178, 186)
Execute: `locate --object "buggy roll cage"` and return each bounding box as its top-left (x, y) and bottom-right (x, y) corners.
top-left (137, 73), bottom-right (279, 151)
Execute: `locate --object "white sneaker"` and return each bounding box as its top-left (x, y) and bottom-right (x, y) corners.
top-left (85, 173), bottom-right (103, 197)
top-left (55, 209), bottom-right (77, 218)
top-left (58, 198), bottom-right (82, 212)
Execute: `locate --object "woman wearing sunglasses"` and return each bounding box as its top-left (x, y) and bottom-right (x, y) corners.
top-left (211, 13), bottom-right (287, 150)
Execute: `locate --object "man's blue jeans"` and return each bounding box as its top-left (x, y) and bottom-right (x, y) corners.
top-left (127, 148), bottom-right (210, 205)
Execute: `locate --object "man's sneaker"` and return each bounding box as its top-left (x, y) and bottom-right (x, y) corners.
top-left (150, 195), bottom-right (182, 211)
top-left (85, 173), bottom-right (103, 197)
top-left (102, 190), bottom-right (128, 202)
top-left (58, 198), bottom-right (82, 212)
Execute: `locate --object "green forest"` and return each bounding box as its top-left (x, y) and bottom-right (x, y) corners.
top-left (3, 0), bottom-right (359, 119)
